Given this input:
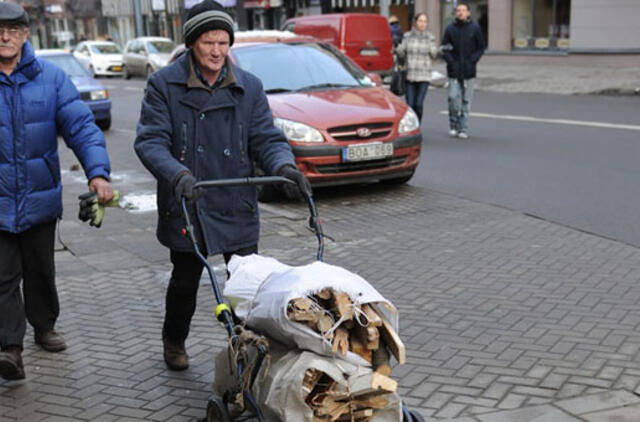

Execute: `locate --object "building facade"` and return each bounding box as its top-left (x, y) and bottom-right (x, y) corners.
top-left (416, 0), bottom-right (640, 54)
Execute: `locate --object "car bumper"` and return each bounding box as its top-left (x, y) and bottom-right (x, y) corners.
top-left (291, 132), bottom-right (422, 187)
top-left (85, 98), bottom-right (112, 121)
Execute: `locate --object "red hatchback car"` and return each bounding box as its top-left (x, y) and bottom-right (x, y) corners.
top-left (172, 31), bottom-right (422, 191)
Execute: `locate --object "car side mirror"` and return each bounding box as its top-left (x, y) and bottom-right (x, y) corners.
top-left (367, 72), bottom-right (382, 86)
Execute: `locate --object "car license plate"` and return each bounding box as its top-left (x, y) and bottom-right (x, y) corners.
top-left (360, 48), bottom-right (379, 56)
top-left (342, 142), bottom-right (393, 162)
top-left (111, 65), bottom-right (122, 71)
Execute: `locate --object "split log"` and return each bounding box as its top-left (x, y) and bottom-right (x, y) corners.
top-left (349, 335), bottom-right (372, 363)
top-left (362, 304), bottom-right (382, 327)
top-left (332, 327), bottom-right (349, 357)
top-left (370, 304), bottom-right (405, 365)
top-left (371, 344), bottom-right (392, 377)
top-left (332, 291), bottom-right (354, 321)
top-left (348, 372), bottom-right (397, 398)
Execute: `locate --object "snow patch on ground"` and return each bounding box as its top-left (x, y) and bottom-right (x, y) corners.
top-left (120, 192), bottom-right (157, 213)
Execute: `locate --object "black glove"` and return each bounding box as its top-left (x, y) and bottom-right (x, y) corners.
top-left (278, 164), bottom-right (312, 201)
top-left (174, 172), bottom-right (203, 202)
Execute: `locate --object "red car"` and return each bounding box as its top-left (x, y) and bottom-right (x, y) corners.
top-left (171, 32), bottom-right (422, 192)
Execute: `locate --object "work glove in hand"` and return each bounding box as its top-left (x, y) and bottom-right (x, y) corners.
top-left (78, 190), bottom-right (120, 228)
top-left (278, 164), bottom-right (312, 201)
top-left (174, 172), bottom-right (203, 202)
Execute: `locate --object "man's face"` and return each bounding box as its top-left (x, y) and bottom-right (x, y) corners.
top-left (455, 5), bottom-right (470, 21)
top-left (0, 24), bottom-right (28, 61)
top-left (192, 29), bottom-right (230, 76)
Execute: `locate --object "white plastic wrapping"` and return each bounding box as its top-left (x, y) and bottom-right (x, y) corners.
top-left (224, 254), bottom-right (399, 366)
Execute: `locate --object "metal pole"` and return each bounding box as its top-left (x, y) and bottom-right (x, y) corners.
top-left (133, 0), bottom-right (144, 37)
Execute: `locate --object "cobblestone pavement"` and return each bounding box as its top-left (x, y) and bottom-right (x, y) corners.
top-left (431, 54), bottom-right (640, 96)
top-left (2, 167), bottom-right (640, 421)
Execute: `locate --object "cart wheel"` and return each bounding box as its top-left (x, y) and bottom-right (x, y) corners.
top-left (408, 410), bottom-right (425, 422)
top-left (206, 395), bottom-right (231, 422)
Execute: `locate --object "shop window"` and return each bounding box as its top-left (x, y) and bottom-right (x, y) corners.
top-left (512, 0), bottom-right (570, 50)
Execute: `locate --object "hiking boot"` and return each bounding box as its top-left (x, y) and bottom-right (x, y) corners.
top-left (34, 330), bottom-right (67, 352)
top-left (0, 348), bottom-right (25, 381)
top-left (163, 338), bottom-right (189, 371)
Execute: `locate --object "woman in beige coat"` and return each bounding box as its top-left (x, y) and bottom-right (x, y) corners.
top-left (395, 13), bottom-right (439, 122)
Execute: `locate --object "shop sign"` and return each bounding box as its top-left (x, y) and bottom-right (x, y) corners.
top-left (513, 38), bottom-right (528, 49)
top-left (534, 38), bottom-right (550, 49)
top-left (557, 38), bottom-right (570, 49)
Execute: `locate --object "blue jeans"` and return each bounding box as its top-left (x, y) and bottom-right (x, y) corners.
top-left (405, 81), bottom-right (429, 122)
top-left (447, 78), bottom-right (475, 133)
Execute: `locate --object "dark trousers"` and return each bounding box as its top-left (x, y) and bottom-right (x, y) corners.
top-left (405, 81), bottom-right (430, 122)
top-left (0, 221), bottom-right (58, 350)
top-left (163, 244), bottom-right (258, 344)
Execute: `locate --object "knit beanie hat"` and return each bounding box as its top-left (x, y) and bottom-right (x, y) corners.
top-left (0, 2), bottom-right (29, 27)
top-left (183, 0), bottom-right (234, 47)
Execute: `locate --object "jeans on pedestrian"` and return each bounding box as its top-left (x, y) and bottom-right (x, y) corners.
top-left (447, 78), bottom-right (475, 133)
top-left (0, 221), bottom-right (58, 349)
top-left (163, 244), bottom-right (258, 344)
top-left (405, 81), bottom-right (430, 122)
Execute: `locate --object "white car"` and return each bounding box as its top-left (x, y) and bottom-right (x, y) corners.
top-left (73, 41), bottom-right (123, 77)
top-left (122, 36), bottom-right (175, 79)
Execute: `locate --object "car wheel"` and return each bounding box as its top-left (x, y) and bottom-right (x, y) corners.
top-left (382, 170), bottom-right (415, 185)
top-left (122, 65), bottom-right (131, 80)
top-left (146, 65), bottom-right (154, 79)
top-left (97, 117), bottom-right (111, 131)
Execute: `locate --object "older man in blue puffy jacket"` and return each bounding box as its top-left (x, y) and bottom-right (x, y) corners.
top-left (0, 3), bottom-right (114, 381)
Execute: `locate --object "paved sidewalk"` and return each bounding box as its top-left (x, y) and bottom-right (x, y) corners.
top-left (3, 153), bottom-right (640, 421)
top-left (431, 54), bottom-right (640, 96)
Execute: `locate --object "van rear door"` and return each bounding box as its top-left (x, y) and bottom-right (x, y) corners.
top-left (343, 14), bottom-right (393, 73)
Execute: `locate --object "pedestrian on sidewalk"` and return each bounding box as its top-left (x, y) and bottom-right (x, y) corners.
top-left (389, 15), bottom-right (403, 48)
top-left (0, 2), bottom-right (114, 381)
top-left (134, 0), bottom-right (311, 372)
top-left (442, 2), bottom-right (485, 139)
top-left (394, 13), bottom-right (439, 123)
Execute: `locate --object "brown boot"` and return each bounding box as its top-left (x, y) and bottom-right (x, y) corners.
top-left (0, 348), bottom-right (25, 381)
top-left (163, 338), bottom-right (189, 371)
top-left (34, 330), bottom-right (67, 352)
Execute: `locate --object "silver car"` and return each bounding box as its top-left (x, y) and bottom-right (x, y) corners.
top-left (122, 36), bottom-right (175, 79)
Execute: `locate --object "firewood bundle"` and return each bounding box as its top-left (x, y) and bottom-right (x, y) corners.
top-left (287, 288), bottom-right (406, 420)
top-left (303, 368), bottom-right (399, 421)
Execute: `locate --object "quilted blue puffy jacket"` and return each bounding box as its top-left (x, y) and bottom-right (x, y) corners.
top-left (0, 41), bottom-right (111, 233)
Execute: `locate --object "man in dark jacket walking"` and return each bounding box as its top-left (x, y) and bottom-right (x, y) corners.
top-left (134, 0), bottom-right (311, 371)
top-left (442, 2), bottom-right (485, 139)
top-left (0, 3), bottom-right (114, 381)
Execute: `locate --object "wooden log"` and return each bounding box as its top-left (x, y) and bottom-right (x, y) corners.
top-left (370, 304), bottom-right (405, 365)
top-left (316, 288), bottom-right (333, 300)
top-left (362, 304), bottom-right (382, 327)
top-left (371, 344), bottom-right (392, 377)
top-left (332, 291), bottom-right (354, 321)
top-left (337, 408), bottom-right (374, 421)
top-left (365, 326), bottom-right (379, 350)
top-left (348, 372), bottom-right (397, 397)
top-left (332, 326), bottom-right (349, 357)
top-left (352, 395), bottom-right (389, 410)
top-left (317, 313), bottom-right (335, 337)
top-left (349, 335), bottom-right (372, 363)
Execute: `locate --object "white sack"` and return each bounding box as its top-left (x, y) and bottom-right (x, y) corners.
top-left (212, 342), bottom-right (402, 422)
top-left (224, 254), bottom-right (399, 366)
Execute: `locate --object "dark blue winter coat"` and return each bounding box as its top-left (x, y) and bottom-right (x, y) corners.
top-left (442, 18), bottom-right (485, 79)
top-left (0, 41), bottom-right (111, 234)
top-left (134, 51), bottom-right (295, 255)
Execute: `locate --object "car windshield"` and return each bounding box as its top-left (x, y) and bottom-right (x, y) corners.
top-left (90, 44), bottom-right (121, 54)
top-left (232, 42), bottom-right (375, 93)
top-left (146, 40), bottom-right (174, 54)
top-left (41, 55), bottom-right (88, 78)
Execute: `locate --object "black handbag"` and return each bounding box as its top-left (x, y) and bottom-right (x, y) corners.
top-left (390, 68), bottom-right (407, 96)
top-left (390, 52), bottom-right (406, 96)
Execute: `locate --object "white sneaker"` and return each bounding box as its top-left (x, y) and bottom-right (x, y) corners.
top-left (457, 132), bottom-right (469, 139)
top-left (449, 129), bottom-right (458, 137)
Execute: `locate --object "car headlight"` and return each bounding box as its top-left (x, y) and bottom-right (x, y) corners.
top-left (398, 108), bottom-right (419, 134)
top-left (274, 118), bottom-right (323, 143)
top-left (90, 89), bottom-right (108, 100)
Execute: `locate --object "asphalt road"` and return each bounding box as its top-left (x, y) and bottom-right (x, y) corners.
top-left (417, 87), bottom-right (640, 248)
top-left (101, 77), bottom-right (640, 247)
